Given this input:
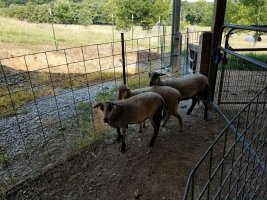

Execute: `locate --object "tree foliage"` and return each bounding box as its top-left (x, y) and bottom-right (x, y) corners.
top-left (0, 0), bottom-right (266, 29)
top-left (112, 0), bottom-right (171, 30)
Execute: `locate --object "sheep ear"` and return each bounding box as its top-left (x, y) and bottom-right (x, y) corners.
top-left (159, 72), bottom-right (166, 76)
top-left (92, 102), bottom-right (102, 108)
top-left (148, 72), bottom-right (152, 77)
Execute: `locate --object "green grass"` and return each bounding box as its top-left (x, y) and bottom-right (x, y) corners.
top-left (222, 53), bottom-right (267, 71)
top-left (0, 70), bottom-right (122, 117)
top-left (0, 86), bottom-right (54, 117)
top-left (0, 154), bottom-right (10, 168)
top-left (0, 17), bottom-right (173, 48)
top-left (67, 101), bottom-right (111, 157)
top-left (0, 17), bottom-right (212, 50)
top-left (0, 145), bottom-right (11, 168)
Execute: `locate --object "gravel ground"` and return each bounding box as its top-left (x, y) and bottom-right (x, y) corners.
top-left (0, 81), bottom-right (118, 191)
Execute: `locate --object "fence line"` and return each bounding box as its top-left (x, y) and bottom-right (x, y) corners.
top-left (0, 32), bottom-right (176, 193)
top-left (183, 86), bottom-right (267, 200)
top-left (183, 24), bottom-right (267, 200)
top-left (0, 30), bottom-right (205, 194)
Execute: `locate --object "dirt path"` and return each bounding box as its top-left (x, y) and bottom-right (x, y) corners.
top-left (5, 104), bottom-right (226, 200)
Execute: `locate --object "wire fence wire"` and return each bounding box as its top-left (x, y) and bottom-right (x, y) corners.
top-left (183, 86), bottom-right (267, 200)
top-left (183, 25), bottom-right (267, 200)
top-left (0, 30), bottom-right (205, 195)
top-left (214, 49), bottom-right (267, 119)
top-left (0, 32), bottom-right (179, 194)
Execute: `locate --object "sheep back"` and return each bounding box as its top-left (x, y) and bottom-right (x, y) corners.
top-left (118, 84), bottom-right (181, 115)
top-left (109, 92), bottom-right (164, 128)
top-left (157, 74), bottom-right (208, 100)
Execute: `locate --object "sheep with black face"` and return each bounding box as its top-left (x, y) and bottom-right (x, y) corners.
top-left (93, 92), bottom-right (165, 152)
top-left (149, 71), bottom-right (209, 120)
top-left (118, 84), bottom-right (183, 132)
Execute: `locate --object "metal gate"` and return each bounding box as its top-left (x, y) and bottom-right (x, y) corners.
top-left (183, 25), bottom-right (267, 199)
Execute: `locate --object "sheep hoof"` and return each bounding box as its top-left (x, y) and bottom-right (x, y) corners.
top-left (186, 111), bottom-right (191, 115)
top-left (149, 139), bottom-right (155, 147)
top-left (120, 143), bottom-right (126, 152)
top-left (116, 137), bottom-right (121, 142)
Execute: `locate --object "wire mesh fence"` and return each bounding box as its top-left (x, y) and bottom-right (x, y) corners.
top-left (0, 31), bottom-right (177, 194)
top-left (183, 24), bottom-right (267, 200)
top-left (183, 86), bottom-right (267, 200)
top-left (0, 29), bottom-right (206, 195)
top-left (214, 49), bottom-right (267, 119)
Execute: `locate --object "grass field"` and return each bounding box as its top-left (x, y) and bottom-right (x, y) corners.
top-left (0, 17), bottom-right (212, 58)
top-left (0, 17), bottom-right (174, 49)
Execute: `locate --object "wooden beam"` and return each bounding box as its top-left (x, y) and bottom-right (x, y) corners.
top-left (208, 0), bottom-right (227, 101)
top-left (172, 0), bottom-right (181, 71)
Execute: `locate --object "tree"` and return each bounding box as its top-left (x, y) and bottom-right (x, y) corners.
top-left (112, 0), bottom-right (170, 30)
top-left (225, 0), bottom-right (267, 25)
top-left (183, 0), bottom-right (212, 25)
top-left (72, 1), bottom-right (95, 25)
top-left (53, 0), bottom-right (74, 24)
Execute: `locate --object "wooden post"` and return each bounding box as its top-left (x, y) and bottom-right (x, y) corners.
top-left (199, 32), bottom-right (212, 76)
top-left (208, 0), bottom-right (227, 102)
top-left (172, 0), bottom-right (181, 73)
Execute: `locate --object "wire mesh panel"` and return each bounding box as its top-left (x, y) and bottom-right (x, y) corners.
top-left (183, 86), bottom-right (267, 200)
top-left (0, 32), bottom-right (180, 195)
top-left (0, 43), bottom-right (123, 194)
top-left (214, 50), bottom-right (267, 119)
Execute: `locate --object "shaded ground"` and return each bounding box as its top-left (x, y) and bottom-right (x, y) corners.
top-left (4, 103), bottom-right (226, 200)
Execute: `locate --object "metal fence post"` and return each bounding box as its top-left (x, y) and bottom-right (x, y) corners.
top-left (121, 32), bottom-right (126, 85)
top-left (49, 5), bottom-right (58, 50)
top-left (186, 28), bottom-right (189, 66)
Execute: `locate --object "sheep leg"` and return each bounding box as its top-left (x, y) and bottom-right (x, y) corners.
top-left (203, 86), bottom-right (209, 120)
top-left (173, 112), bottom-right (183, 132)
top-left (187, 95), bottom-right (198, 115)
top-left (149, 120), bottom-right (160, 147)
top-left (120, 128), bottom-right (127, 152)
top-left (138, 121), bottom-right (147, 132)
top-left (149, 108), bottom-right (162, 147)
top-left (203, 99), bottom-right (208, 120)
top-left (161, 113), bottom-right (171, 127)
top-left (116, 128), bottom-right (122, 142)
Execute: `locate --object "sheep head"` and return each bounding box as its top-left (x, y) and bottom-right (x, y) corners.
top-left (117, 84), bottom-right (130, 100)
top-left (93, 101), bottom-right (116, 123)
top-left (148, 71), bottom-right (165, 86)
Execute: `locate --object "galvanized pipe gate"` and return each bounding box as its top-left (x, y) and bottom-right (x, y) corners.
top-left (183, 24), bottom-right (267, 200)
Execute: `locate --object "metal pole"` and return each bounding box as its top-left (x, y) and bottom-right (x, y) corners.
top-left (131, 14), bottom-right (134, 49)
top-left (112, 14), bottom-right (115, 50)
top-left (158, 16), bottom-right (160, 53)
top-left (186, 28), bottom-right (189, 66)
top-left (121, 33), bottom-right (126, 85)
top-left (49, 6), bottom-right (58, 50)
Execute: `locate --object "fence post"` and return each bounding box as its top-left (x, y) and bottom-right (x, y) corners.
top-left (49, 5), bottom-right (58, 50)
top-left (112, 14), bottom-right (115, 50)
top-left (199, 32), bottom-right (212, 76)
top-left (121, 33), bottom-right (126, 85)
top-left (186, 28), bottom-right (189, 66)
